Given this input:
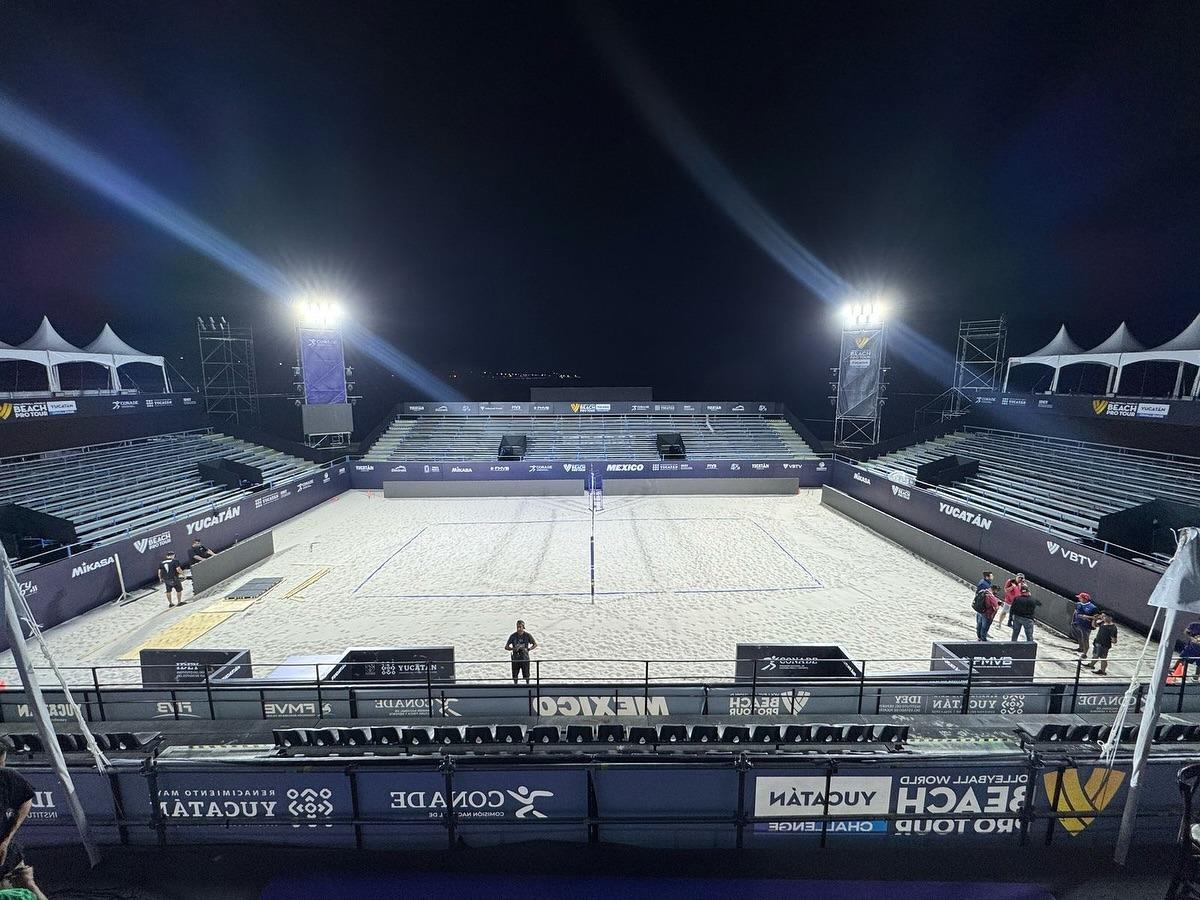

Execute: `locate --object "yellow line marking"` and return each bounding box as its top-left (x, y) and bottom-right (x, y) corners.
top-left (204, 599), bottom-right (257, 613)
top-left (284, 567), bottom-right (331, 598)
top-left (118, 612), bottom-right (234, 659)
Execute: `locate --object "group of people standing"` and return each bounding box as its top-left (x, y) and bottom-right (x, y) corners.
top-left (971, 571), bottom-right (1118, 674)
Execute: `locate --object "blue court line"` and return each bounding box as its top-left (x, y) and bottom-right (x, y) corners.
top-left (422, 516), bottom-right (744, 527)
top-left (747, 519), bottom-right (824, 587)
top-left (352, 526), bottom-right (428, 594)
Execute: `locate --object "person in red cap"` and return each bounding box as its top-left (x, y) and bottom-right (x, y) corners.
top-left (1070, 592), bottom-right (1099, 657)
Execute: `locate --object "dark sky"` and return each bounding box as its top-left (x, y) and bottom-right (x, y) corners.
top-left (0, 1), bottom-right (1197, 436)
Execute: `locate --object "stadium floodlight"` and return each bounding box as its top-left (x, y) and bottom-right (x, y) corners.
top-left (842, 294), bottom-right (890, 328)
top-left (293, 295), bottom-right (345, 329)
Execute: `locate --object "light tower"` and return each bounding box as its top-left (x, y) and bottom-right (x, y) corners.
top-left (831, 297), bottom-right (889, 447)
top-left (293, 296), bottom-right (355, 448)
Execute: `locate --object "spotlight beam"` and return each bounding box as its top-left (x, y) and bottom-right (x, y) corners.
top-left (0, 89), bottom-right (462, 401)
top-left (586, 16), bottom-right (851, 304)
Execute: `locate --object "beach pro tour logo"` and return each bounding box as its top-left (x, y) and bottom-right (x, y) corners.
top-left (1092, 399), bottom-right (1109, 415)
top-left (569, 403), bottom-right (610, 413)
top-left (891, 484), bottom-right (911, 500)
top-left (854, 335), bottom-right (871, 350)
top-left (1043, 768), bottom-right (1125, 835)
top-left (134, 531), bottom-right (173, 554)
top-left (0, 403), bottom-right (11, 421)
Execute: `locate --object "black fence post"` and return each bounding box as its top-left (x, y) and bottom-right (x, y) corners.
top-left (441, 755), bottom-right (457, 850)
top-left (735, 752), bottom-right (750, 850)
top-left (349, 765), bottom-right (364, 850)
top-left (204, 664), bottom-right (215, 721)
top-left (856, 660), bottom-right (867, 714)
top-left (643, 660), bottom-right (650, 711)
top-left (93, 666), bottom-right (107, 723)
top-left (1070, 659), bottom-right (1082, 714)
top-left (962, 660), bottom-right (974, 714)
top-left (315, 664), bottom-right (324, 720)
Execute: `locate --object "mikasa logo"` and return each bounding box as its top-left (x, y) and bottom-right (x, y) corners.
top-left (71, 555), bottom-right (116, 579)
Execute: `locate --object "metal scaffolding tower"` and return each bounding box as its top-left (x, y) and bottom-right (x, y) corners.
top-left (197, 317), bottom-right (259, 424)
top-left (952, 318), bottom-right (1008, 415)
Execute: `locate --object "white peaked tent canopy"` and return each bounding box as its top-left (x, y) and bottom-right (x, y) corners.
top-left (1004, 315), bottom-right (1200, 396)
top-left (0, 318), bottom-right (167, 392)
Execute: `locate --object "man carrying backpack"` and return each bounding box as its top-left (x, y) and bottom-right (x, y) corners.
top-left (973, 586), bottom-right (999, 641)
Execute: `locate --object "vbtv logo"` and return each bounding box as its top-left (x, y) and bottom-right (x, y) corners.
top-left (1043, 767), bottom-right (1125, 835)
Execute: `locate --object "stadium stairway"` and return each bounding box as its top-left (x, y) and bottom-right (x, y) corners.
top-left (363, 414), bottom-right (820, 462)
top-left (862, 428), bottom-right (1200, 543)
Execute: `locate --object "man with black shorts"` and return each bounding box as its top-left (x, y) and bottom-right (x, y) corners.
top-left (0, 736), bottom-right (48, 899)
top-left (505, 620), bottom-right (537, 684)
top-left (159, 551), bottom-right (185, 608)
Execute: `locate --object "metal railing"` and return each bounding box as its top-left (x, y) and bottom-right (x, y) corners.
top-left (0, 654), bottom-right (1192, 724)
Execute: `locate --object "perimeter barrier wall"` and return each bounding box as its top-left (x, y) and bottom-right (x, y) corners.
top-left (7, 464), bottom-right (350, 650)
top-left (10, 749), bottom-right (1193, 852)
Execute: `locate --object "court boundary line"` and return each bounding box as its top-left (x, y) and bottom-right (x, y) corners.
top-left (352, 526), bottom-right (428, 594)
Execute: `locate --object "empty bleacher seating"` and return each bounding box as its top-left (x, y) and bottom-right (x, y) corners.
top-left (863, 428), bottom-right (1200, 546)
top-left (0, 431), bottom-right (320, 560)
top-left (365, 414), bottom-right (817, 462)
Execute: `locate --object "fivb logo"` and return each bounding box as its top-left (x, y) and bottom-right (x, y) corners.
top-left (186, 507), bottom-right (240, 535)
top-left (134, 531), bottom-right (172, 554)
top-left (71, 555), bottom-right (116, 579)
top-left (0, 403), bottom-right (11, 421)
top-left (1043, 768), bottom-right (1125, 835)
top-left (1046, 540), bottom-right (1098, 569)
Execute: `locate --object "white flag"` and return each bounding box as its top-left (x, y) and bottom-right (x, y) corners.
top-left (1148, 528), bottom-right (1200, 612)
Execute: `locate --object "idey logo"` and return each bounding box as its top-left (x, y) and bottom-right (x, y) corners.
top-left (1092, 400), bottom-right (1109, 415)
top-left (1043, 768), bottom-right (1125, 836)
top-left (506, 786), bottom-right (554, 819)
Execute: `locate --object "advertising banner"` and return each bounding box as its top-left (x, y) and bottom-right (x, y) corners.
top-left (8, 464), bottom-right (350, 653)
top-left (154, 769), bottom-right (354, 846)
top-left (326, 647), bottom-right (456, 684)
top-left (356, 768), bottom-right (587, 848)
top-left (735, 644), bottom-right (862, 682)
top-left (18, 770), bottom-right (121, 846)
top-left (972, 392), bottom-right (1200, 427)
top-left (830, 461), bottom-right (1164, 634)
top-left (298, 328), bottom-right (347, 405)
top-left (350, 459), bottom-right (830, 490)
top-left (747, 763), bottom-right (1032, 844)
top-left (835, 328), bottom-right (884, 419)
top-left (0, 394), bottom-right (207, 456)
top-left (401, 401), bottom-right (780, 417)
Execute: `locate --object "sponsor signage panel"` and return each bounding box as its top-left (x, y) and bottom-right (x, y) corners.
top-left (735, 644), bottom-right (862, 681)
top-left (592, 768), bottom-right (739, 848)
top-left (139, 649), bottom-right (252, 686)
top-left (7, 466), bottom-right (350, 654)
top-left (401, 401), bottom-right (779, 417)
top-left (154, 770), bottom-right (354, 845)
top-left (326, 647), bottom-right (456, 684)
top-left (0, 393), bottom-right (201, 424)
top-left (830, 461), bottom-right (1163, 633)
top-left (19, 770), bottom-right (120, 846)
top-left (352, 459), bottom-right (830, 489)
top-left (972, 392), bottom-right (1200, 426)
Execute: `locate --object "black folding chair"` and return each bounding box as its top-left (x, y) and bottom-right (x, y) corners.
top-left (1166, 763), bottom-right (1200, 900)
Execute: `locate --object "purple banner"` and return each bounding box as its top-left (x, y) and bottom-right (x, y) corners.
top-left (299, 328), bottom-right (347, 405)
top-left (401, 400), bottom-right (780, 417)
top-left (829, 461), bottom-right (1170, 635)
top-left (351, 459), bottom-right (830, 489)
top-left (10, 465), bottom-right (350, 650)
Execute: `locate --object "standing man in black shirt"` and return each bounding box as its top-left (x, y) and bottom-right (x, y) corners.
top-left (159, 551), bottom-right (185, 608)
top-left (505, 620), bottom-right (537, 684)
top-left (0, 736), bottom-right (47, 899)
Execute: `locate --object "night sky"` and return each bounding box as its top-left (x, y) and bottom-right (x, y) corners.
top-left (0, 2), bottom-right (1197, 437)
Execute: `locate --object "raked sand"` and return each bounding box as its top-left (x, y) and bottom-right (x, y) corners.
top-left (5, 490), bottom-right (1148, 686)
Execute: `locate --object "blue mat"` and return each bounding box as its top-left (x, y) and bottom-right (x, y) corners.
top-left (261, 874), bottom-right (1056, 899)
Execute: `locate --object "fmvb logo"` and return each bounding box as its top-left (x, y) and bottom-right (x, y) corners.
top-left (0, 403), bottom-right (11, 421)
top-left (1043, 768), bottom-right (1125, 835)
top-left (854, 335), bottom-right (871, 350)
top-left (1092, 399), bottom-right (1109, 415)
